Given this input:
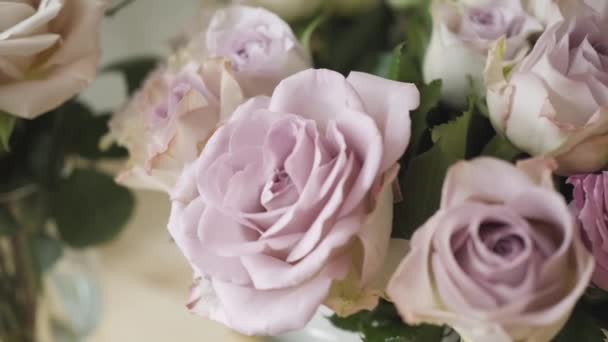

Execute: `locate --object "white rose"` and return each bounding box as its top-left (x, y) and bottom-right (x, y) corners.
top-left (0, 0), bottom-right (107, 118)
top-left (484, 13), bottom-right (608, 174)
top-left (423, 0), bottom-right (541, 108)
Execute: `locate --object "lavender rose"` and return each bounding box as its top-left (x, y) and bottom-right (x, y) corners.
top-left (205, 6), bottom-right (311, 96)
top-left (388, 158), bottom-right (594, 342)
top-left (424, 0), bottom-right (541, 107)
top-left (485, 12), bottom-right (608, 174)
top-left (168, 69), bottom-right (419, 335)
top-left (0, 0), bottom-right (107, 118)
top-left (569, 172), bottom-right (608, 290)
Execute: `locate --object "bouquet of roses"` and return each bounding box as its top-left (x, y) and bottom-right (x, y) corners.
top-left (109, 0), bottom-right (608, 341)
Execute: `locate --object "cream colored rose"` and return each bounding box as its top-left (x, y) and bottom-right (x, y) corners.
top-left (485, 14), bottom-right (608, 174)
top-left (0, 0), bottom-right (107, 119)
top-left (108, 59), bottom-right (245, 193)
top-left (423, 0), bottom-right (541, 108)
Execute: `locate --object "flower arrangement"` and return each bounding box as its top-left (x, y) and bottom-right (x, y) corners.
top-left (109, 0), bottom-right (608, 341)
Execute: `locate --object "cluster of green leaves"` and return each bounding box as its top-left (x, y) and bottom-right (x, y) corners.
top-left (0, 55), bottom-right (158, 339)
top-left (318, 1), bottom-right (608, 341)
top-left (330, 301), bottom-right (446, 342)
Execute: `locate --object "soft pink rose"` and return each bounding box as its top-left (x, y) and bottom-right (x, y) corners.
top-left (204, 6), bottom-right (311, 96)
top-left (569, 172), bottom-right (608, 290)
top-left (0, 0), bottom-right (107, 118)
top-left (108, 59), bottom-right (244, 192)
top-left (388, 158), bottom-right (594, 342)
top-left (168, 69), bottom-right (419, 335)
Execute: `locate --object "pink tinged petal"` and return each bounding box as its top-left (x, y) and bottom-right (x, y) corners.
top-left (0, 34), bottom-right (59, 57)
top-left (326, 238), bottom-right (409, 317)
top-left (334, 109), bottom-right (383, 215)
top-left (346, 72), bottom-right (418, 172)
top-left (169, 200), bottom-right (252, 286)
top-left (356, 164), bottom-right (399, 285)
top-left (515, 158), bottom-right (558, 190)
top-left (241, 216), bottom-right (357, 291)
top-left (0, 0), bottom-right (62, 40)
top-left (284, 151), bottom-right (357, 262)
top-left (268, 69), bottom-right (366, 130)
top-left (283, 120), bottom-right (316, 192)
top-left (187, 276), bottom-right (228, 326)
top-left (505, 72), bottom-right (568, 155)
top-left (387, 214), bottom-right (444, 324)
top-left (440, 158), bottom-right (537, 209)
top-left (0, 2), bottom-right (35, 31)
top-left (212, 253), bottom-right (350, 336)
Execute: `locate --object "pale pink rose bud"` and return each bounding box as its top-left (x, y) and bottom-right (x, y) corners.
top-left (205, 6), bottom-right (312, 96)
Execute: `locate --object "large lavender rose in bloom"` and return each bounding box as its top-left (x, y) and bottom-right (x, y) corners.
top-left (569, 172), bottom-right (608, 290)
top-left (0, 0), bottom-right (107, 118)
top-left (205, 6), bottom-right (311, 95)
top-left (168, 69), bottom-right (419, 335)
top-left (424, 0), bottom-right (541, 107)
top-left (388, 158), bottom-right (594, 342)
top-left (485, 13), bottom-right (608, 174)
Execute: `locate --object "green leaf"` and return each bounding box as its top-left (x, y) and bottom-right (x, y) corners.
top-left (553, 306), bottom-right (604, 342)
top-left (315, 6), bottom-right (390, 73)
top-left (329, 310), bottom-right (371, 332)
top-left (299, 12), bottom-right (328, 54)
top-left (330, 302), bottom-right (445, 342)
top-left (389, 43), bottom-right (422, 84)
top-left (482, 134), bottom-right (523, 161)
top-left (30, 235), bottom-right (63, 273)
top-left (0, 112), bottom-right (16, 152)
top-left (432, 97), bottom-right (495, 159)
top-left (417, 80), bottom-right (442, 115)
top-left (51, 169), bottom-right (135, 248)
top-left (402, 80), bottom-right (441, 165)
top-left (431, 111), bottom-right (471, 159)
top-left (394, 142), bottom-right (453, 239)
top-left (103, 56), bottom-right (160, 95)
top-left (62, 105), bottom-right (126, 160)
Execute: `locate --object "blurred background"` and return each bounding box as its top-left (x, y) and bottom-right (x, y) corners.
top-left (79, 0), bottom-right (257, 341)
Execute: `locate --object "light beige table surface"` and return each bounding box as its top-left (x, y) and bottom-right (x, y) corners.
top-left (88, 190), bottom-right (262, 342)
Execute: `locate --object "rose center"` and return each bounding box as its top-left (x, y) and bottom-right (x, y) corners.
top-left (480, 222), bottom-right (526, 260)
top-left (232, 39), bottom-right (267, 70)
top-left (260, 168), bottom-right (298, 211)
top-left (469, 9), bottom-right (495, 26)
